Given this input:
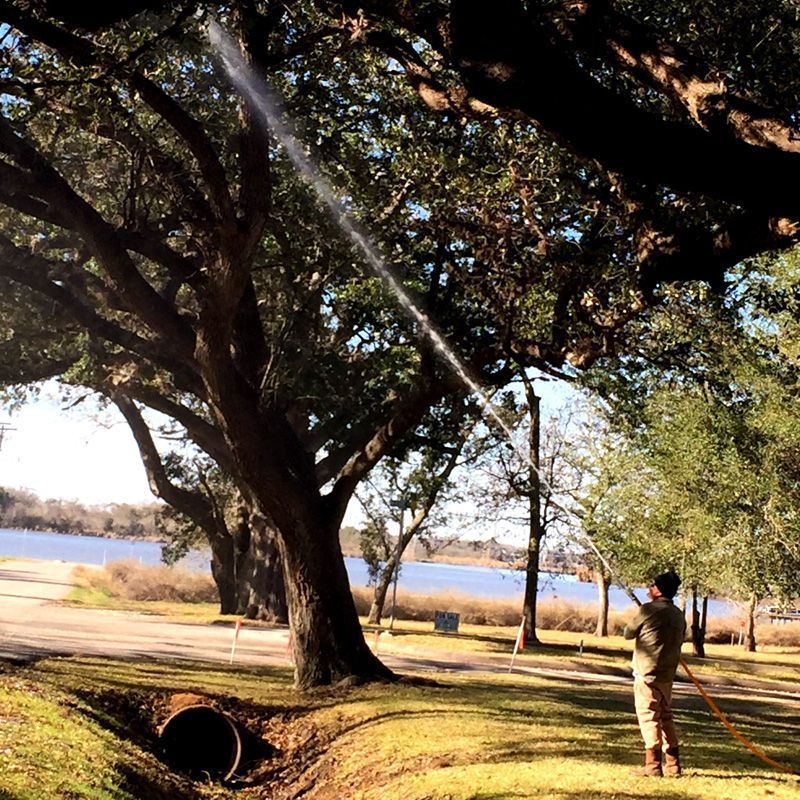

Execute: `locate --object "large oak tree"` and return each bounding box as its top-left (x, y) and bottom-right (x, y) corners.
top-left (0, 2), bottom-right (537, 686)
top-left (3, 1), bottom-right (799, 686)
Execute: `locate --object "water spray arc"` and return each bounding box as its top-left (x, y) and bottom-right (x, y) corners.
top-left (208, 22), bottom-right (500, 439)
top-left (209, 22), bottom-right (796, 777)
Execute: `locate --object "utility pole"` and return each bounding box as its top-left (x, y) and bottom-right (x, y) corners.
top-left (388, 496), bottom-right (408, 631)
top-left (0, 422), bottom-right (15, 453)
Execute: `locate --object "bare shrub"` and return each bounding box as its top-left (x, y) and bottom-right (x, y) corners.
top-left (351, 587), bottom-right (521, 625)
top-left (757, 621), bottom-right (800, 648)
top-left (75, 560), bottom-right (217, 603)
top-left (107, 560), bottom-right (137, 586)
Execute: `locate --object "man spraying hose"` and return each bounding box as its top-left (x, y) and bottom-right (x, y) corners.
top-left (624, 570), bottom-right (686, 777)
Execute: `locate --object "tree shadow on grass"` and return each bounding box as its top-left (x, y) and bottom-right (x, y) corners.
top-left (31, 654), bottom-right (303, 701)
top-left (445, 675), bottom-right (800, 780)
top-left (114, 761), bottom-right (206, 800)
top-left (698, 770), bottom-right (800, 783)
top-left (34, 653), bottom-right (292, 682)
top-left (473, 792), bottom-right (690, 800)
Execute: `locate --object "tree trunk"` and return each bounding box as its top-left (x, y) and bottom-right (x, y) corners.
top-left (744, 593), bottom-right (758, 652)
top-left (594, 568), bottom-right (610, 637)
top-left (233, 507), bottom-right (251, 614)
top-left (208, 533), bottom-right (238, 615)
top-left (522, 383), bottom-right (542, 644)
top-left (368, 559), bottom-right (395, 624)
top-left (690, 585), bottom-right (706, 658)
top-left (246, 516), bottom-right (287, 623)
top-left (699, 593), bottom-right (708, 653)
top-left (195, 324), bottom-right (395, 687)
top-left (277, 514), bottom-right (394, 689)
top-left (522, 527), bottom-right (542, 643)
top-left (238, 511), bottom-right (288, 623)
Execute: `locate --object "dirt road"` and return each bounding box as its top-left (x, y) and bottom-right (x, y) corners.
top-left (0, 560), bottom-right (797, 710)
top-left (0, 559), bottom-right (293, 666)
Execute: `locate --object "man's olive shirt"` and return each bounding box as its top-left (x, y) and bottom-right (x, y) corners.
top-left (623, 597), bottom-right (686, 682)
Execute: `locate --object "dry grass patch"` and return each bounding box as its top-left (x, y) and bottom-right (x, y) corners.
top-left (351, 586), bottom-right (634, 632)
top-left (73, 560), bottom-right (218, 603)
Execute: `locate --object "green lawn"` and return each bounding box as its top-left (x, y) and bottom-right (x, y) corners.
top-left (0, 656), bottom-right (797, 800)
top-left (63, 586), bottom-right (800, 688)
top-left (66, 586), bottom-right (237, 624)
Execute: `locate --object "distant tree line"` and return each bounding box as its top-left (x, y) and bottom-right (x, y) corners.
top-left (0, 486), bottom-right (164, 540)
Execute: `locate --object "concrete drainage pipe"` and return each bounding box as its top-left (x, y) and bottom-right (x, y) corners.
top-left (159, 704), bottom-right (242, 782)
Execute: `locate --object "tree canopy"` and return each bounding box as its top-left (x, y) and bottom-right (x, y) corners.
top-left (3, 1), bottom-right (800, 684)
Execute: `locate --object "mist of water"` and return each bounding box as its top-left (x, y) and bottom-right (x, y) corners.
top-left (208, 23), bottom-right (515, 429)
top-left (207, 22), bottom-right (633, 599)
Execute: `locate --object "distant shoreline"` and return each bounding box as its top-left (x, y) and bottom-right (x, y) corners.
top-left (0, 526), bottom-right (581, 575)
top-left (339, 548), bottom-right (523, 571)
top-left (0, 526), bottom-right (163, 544)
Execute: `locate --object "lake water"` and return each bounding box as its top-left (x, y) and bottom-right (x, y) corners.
top-left (0, 528), bottom-right (736, 617)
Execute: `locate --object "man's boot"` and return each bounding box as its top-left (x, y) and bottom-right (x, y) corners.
top-left (664, 746), bottom-right (682, 776)
top-left (631, 747), bottom-right (662, 777)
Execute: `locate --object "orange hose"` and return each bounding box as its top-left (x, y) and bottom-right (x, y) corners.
top-left (582, 544), bottom-right (796, 775)
top-left (679, 656), bottom-right (796, 775)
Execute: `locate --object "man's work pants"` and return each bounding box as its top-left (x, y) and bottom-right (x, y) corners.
top-left (634, 677), bottom-right (678, 750)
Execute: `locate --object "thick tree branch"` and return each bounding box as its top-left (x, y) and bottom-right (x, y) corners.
top-left (85, 115), bottom-right (216, 227)
top-left (115, 228), bottom-right (201, 287)
top-left (112, 393), bottom-right (223, 538)
top-left (129, 74), bottom-right (237, 227)
top-left (635, 213), bottom-right (800, 289)
top-left (119, 383), bottom-right (234, 474)
top-left (0, 330), bottom-right (79, 383)
top-left (234, 5), bottom-right (273, 248)
top-left (448, 0), bottom-right (800, 216)
top-left (326, 372), bottom-right (450, 522)
top-left (0, 121), bottom-right (195, 352)
top-left (0, 233), bottom-right (202, 386)
top-left (332, 0), bottom-right (800, 218)
top-left (0, 3), bottom-right (238, 227)
top-left (314, 414), bottom-right (388, 487)
top-left (568, 2), bottom-right (800, 154)
top-left (0, 159), bottom-right (202, 288)
top-left (363, 29), bottom-right (499, 117)
top-left (231, 279), bottom-right (270, 390)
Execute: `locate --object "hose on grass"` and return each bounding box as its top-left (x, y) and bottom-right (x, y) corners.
top-left (678, 657), bottom-right (796, 775)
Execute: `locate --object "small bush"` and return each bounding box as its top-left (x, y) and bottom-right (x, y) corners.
top-left (74, 560), bottom-right (217, 603)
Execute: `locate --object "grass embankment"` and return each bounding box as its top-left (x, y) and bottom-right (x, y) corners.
top-left (0, 656), bottom-right (798, 800)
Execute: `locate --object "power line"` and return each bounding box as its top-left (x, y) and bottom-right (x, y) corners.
top-left (0, 422), bottom-right (16, 453)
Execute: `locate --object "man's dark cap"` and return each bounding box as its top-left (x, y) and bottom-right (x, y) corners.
top-left (653, 570), bottom-right (681, 599)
